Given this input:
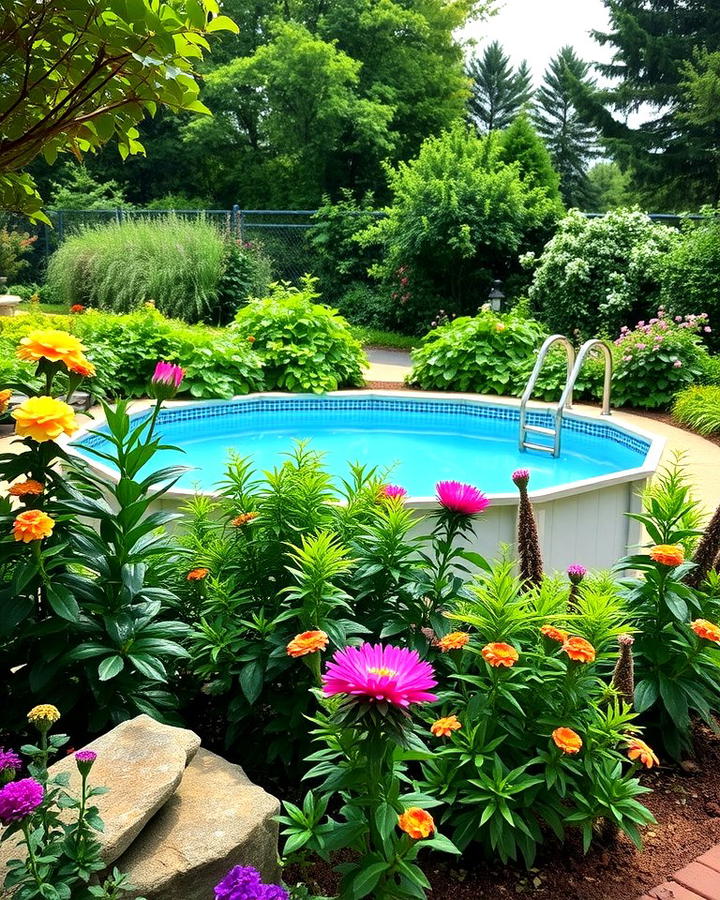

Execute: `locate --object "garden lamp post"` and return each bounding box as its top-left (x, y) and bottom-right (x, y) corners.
top-left (488, 279), bottom-right (505, 312)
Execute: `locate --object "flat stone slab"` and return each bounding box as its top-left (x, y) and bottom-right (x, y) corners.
top-left (0, 714), bottom-right (199, 873)
top-left (116, 747), bottom-right (281, 900)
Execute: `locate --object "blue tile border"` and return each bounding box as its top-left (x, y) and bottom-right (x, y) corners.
top-left (79, 396), bottom-right (651, 459)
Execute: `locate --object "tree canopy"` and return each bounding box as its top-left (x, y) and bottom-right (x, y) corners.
top-left (467, 41), bottom-right (534, 133)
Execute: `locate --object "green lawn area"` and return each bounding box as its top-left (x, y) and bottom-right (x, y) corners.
top-left (350, 325), bottom-right (420, 351)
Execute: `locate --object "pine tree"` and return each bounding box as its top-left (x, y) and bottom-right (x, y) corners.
top-left (534, 46), bottom-right (598, 208)
top-left (581, 0), bottom-right (720, 208)
top-left (498, 113), bottom-right (562, 203)
top-left (467, 41), bottom-right (534, 133)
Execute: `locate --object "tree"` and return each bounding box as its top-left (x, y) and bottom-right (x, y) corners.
top-left (467, 42), bottom-right (534, 132)
top-left (580, 0), bottom-right (720, 208)
top-left (498, 114), bottom-right (562, 204)
top-left (586, 161), bottom-right (633, 212)
top-left (0, 0), bottom-right (237, 221)
top-left (49, 165), bottom-right (129, 210)
top-left (534, 46), bottom-right (598, 208)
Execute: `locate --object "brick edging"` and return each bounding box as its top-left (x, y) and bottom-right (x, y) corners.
top-left (640, 844), bottom-right (720, 899)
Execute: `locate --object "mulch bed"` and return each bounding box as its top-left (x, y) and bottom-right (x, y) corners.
top-left (286, 725), bottom-right (720, 899)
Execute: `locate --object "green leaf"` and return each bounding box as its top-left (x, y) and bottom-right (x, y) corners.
top-left (45, 584), bottom-right (81, 622)
top-left (98, 655), bottom-right (125, 681)
top-left (239, 660), bottom-right (264, 705)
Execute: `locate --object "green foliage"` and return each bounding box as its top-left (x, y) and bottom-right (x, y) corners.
top-left (0, 0), bottom-right (237, 220)
top-left (467, 42), bottom-right (534, 133)
top-left (587, 162), bottom-right (634, 212)
top-left (498, 114), bottom-right (563, 203)
top-left (0, 227), bottom-right (37, 282)
top-left (407, 310), bottom-right (547, 394)
top-left (660, 214), bottom-right (720, 350)
top-left (673, 385), bottom-right (720, 435)
top-left (215, 239), bottom-right (273, 324)
top-left (362, 127), bottom-right (563, 333)
top-left (416, 565), bottom-right (653, 865)
top-left (612, 312), bottom-right (710, 410)
top-left (334, 283), bottom-right (397, 331)
top-left (231, 278), bottom-right (366, 391)
top-left (49, 166), bottom-right (129, 211)
top-left (524, 208), bottom-right (680, 339)
top-left (45, 217), bottom-right (226, 324)
top-left (349, 326), bottom-right (420, 352)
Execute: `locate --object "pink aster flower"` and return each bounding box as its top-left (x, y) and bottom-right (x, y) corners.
top-left (567, 563), bottom-right (587, 585)
top-left (382, 484), bottom-right (408, 501)
top-left (436, 481), bottom-right (489, 516)
top-left (0, 777), bottom-right (44, 824)
top-left (149, 360), bottom-right (184, 400)
top-left (75, 749), bottom-right (97, 775)
top-left (322, 643), bottom-right (438, 708)
top-left (512, 469), bottom-right (530, 489)
top-left (673, 360), bottom-right (682, 368)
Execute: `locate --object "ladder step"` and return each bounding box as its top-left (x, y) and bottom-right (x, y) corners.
top-left (524, 424), bottom-right (556, 436)
top-left (522, 441), bottom-right (556, 454)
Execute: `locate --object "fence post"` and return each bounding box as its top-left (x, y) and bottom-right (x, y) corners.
top-left (57, 210), bottom-right (64, 244)
top-left (232, 203), bottom-right (240, 241)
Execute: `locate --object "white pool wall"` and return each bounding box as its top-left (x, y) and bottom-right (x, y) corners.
top-left (66, 390), bottom-right (664, 572)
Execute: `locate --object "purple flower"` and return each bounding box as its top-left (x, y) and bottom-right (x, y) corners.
top-left (260, 887), bottom-right (289, 900)
top-left (567, 563), bottom-right (587, 585)
top-left (0, 748), bottom-right (21, 774)
top-left (75, 749), bottom-right (97, 775)
top-left (0, 778), bottom-right (44, 825)
top-left (214, 866), bottom-right (263, 900)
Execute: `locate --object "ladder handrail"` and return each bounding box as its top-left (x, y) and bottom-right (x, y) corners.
top-left (518, 335), bottom-right (575, 453)
top-left (558, 339), bottom-right (613, 417)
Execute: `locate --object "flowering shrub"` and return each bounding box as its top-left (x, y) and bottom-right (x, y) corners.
top-left (524, 208), bottom-right (679, 338)
top-left (612, 311), bottom-right (711, 409)
top-left (0, 227), bottom-right (36, 282)
top-left (231, 277), bottom-right (366, 392)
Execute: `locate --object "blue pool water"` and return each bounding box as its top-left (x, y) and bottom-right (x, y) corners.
top-left (75, 397), bottom-right (650, 496)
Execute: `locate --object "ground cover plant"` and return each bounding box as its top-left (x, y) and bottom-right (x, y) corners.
top-left (673, 385), bottom-right (720, 435)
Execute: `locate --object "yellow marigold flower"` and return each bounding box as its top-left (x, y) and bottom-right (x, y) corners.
top-left (691, 619), bottom-right (720, 644)
top-left (231, 512), bottom-right (258, 527)
top-left (481, 641), bottom-right (519, 668)
top-left (186, 567), bottom-right (209, 582)
top-left (12, 396), bottom-right (79, 443)
top-left (27, 704), bottom-right (61, 726)
top-left (12, 509), bottom-right (55, 543)
top-left (66, 354), bottom-right (96, 378)
top-left (17, 330), bottom-right (87, 368)
top-left (397, 807), bottom-right (434, 840)
top-left (287, 630), bottom-right (329, 657)
top-left (650, 544), bottom-right (685, 567)
top-left (8, 479), bottom-right (44, 498)
top-left (561, 636), bottom-right (596, 663)
top-left (540, 624), bottom-right (569, 643)
top-left (626, 737), bottom-right (659, 769)
top-left (0, 388), bottom-right (12, 414)
top-left (430, 715), bottom-right (462, 738)
top-left (436, 631), bottom-right (470, 652)
top-left (552, 727), bottom-right (583, 754)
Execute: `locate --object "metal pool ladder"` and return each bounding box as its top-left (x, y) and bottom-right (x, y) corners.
top-left (518, 336), bottom-right (613, 457)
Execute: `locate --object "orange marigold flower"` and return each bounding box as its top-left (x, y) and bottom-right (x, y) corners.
top-left (231, 512), bottom-right (258, 527)
top-left (561, 635), bottom-right (596, 663)
top-left (17, 330), bottom-right (87, 368)
top-left (187, 567), bottom-right (209, 581)
top-left (70, 304), bottom-right (85, 314)
top-left (286, 630), bottom-right (329, 658)
top-left (552, 727), bottom-right (583, 754)
top-left (66, 354), bottom-right (96, 378)
top-left (8, 479), bottom-right (44, 497)
top-left (397, 807), bottom-right (435, 840)
top-left (626, 737), bottom-right (659, 769)
top-left (247, 335), bottom-right (256, 343)
top-left (481, 642), bottom-right (519, 668)
top-left (12, 509), bottom-right (55, 543)
top-left (12, 396), bottom-right (78, 443)
top-left (430, 715), bottom-right (462, 738)
top-left (0, 388), bottom-right (12, 414)
top-left (436, 631), bottom-right (470, 652)
top-left (650, 544), bottom-right (685, 567)
top-left (540, 624), bottom-right (569, 643)
top-left (691, 619), bottom-right (720, 644)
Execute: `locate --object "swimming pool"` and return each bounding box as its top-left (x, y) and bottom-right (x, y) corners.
top-left (71, 391), bottom-right (664, 570)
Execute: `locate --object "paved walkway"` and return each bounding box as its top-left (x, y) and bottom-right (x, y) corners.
top-left (640, 845), bottom-right (720, 899)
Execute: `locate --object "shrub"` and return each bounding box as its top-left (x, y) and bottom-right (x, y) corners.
top-left (673, 385), bottom-right (720, 435)
top-left (214, 238), bottom-right (273, 324)
top-left (408, 309), bottom-right (547, 395)
top-left (360, 126), bottom-right (562, 334)
top-left (231, 277), bottom-right (366, 391)
top-left (524, 208), bottom-right (680, 339)
top-left (334, 282), bottom-right (397, 330)
top-left (611, 311), bottom-right (710, 409)
top-left (0, 227), bottom-right (36, 283)
top-left (660, 213), bottom-right (720, 350)
top-left (45, 216), bottom-right (226, 323)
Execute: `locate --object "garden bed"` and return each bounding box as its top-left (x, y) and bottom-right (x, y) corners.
top-left (288, 725), bottom-right (720, 899)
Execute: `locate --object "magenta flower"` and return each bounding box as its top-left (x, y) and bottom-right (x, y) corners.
top-left (512, 469), bottom-right (530, 489)
top-left (435, 481), bottom-right (489, 516)
top-left (0, 777), bottom-right (44, 825)
top-left (0, 748), bottom-right (21, 774)
top-left (567, 563), bottom-right (587, 585)
top-left (149, 361), bottom-right (184, 400)
top-left (75, 749), bottom-right (97, 775)
top-left (381, 484), bottom-right (407, 500)
top-left (323, 643), bottom-right (438, 708)
top-left (214, 865), bottom-right (289, 900)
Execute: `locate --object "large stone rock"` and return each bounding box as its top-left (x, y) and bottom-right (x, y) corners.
top-left (115, 748), bottom-right (281, 900)
top-left (0, 714), bottom-right (200, 876)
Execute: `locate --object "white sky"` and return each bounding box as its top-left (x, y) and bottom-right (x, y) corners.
top-left (462, 0), bottom-right (613, 87)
